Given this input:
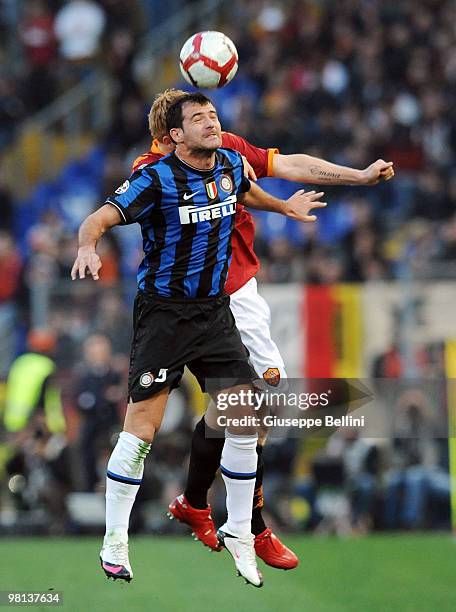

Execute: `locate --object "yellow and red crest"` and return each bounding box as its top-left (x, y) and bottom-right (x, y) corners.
top-left (263, 367), bottom-right (281, 387)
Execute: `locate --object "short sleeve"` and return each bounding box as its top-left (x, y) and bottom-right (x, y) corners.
top-left (238, 173), bottom-right (251, 194)
top-left (221, 131), bottom-right (279, 179)
top-left (106, 168), bottom-right (159, 225)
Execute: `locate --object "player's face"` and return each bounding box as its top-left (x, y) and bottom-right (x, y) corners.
top-left (179, 102), bottom-right (222, 151)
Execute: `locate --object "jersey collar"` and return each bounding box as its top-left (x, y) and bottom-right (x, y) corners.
top-left (173, 152), bottom-right (217, 175)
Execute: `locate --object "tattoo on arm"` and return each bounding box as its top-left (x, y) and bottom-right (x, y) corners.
top-left (310, 165), bottom-right (341, 181)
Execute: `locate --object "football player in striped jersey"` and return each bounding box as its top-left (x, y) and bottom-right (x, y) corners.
top-left (134, 89), bottom-right (394, 571)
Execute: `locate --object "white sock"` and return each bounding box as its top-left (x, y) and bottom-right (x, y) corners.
top-left (105, 431), bottom-right (151, 541)
top-left (220, 435), bottom-right (258, 537)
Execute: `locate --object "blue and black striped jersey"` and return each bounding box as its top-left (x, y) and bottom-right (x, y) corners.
top-left (106, 148), bottom-right (250, 298)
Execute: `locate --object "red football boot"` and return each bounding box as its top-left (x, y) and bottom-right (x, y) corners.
top-left (168, 494), bottom-right (221, 551)
top-left (254, 528), bottom-right (299, 570)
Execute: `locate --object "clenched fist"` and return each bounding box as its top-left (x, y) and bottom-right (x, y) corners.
top-left (362, 159), bottom-right (395, 185)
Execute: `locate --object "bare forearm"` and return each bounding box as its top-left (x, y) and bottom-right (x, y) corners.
top-left (242, 181), bottom-right (285, 212)
top-left (71, 205), bottom-right (121, 280)
top-left (78, 216), bottom-right (104, 251)
top-left (242, 183), bottom-right (326, 222)
top-left (78, 204), bottom-right (121, 251)
top-left (273, 153), bottom-right (365, 185)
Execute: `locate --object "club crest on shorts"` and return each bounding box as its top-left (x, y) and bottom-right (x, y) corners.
top-left (115, 180), bottom-right (130, 194)
top-left (263, 367), bottom-right (281, 387)
top-left (220, 174), bottom-right (233, 193)
top-left (140, 372), bottom-right (154, 387)
top-left (205, 180), bottom-right (218, 199)
top-left (139, 369), bottom-right (167, 387)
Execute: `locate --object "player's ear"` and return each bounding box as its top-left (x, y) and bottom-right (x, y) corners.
top-left (169, 127), bottom-right (183, 144)
top-left (162, 134), bottom-right (175, 149)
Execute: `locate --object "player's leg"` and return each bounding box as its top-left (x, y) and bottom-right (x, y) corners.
top-left (206, 383), bottom-right (262, 587)
top-left (168, 412), bottom-right (225, 549)
top-left (190, 295), bottom-right (263, 586)
top-left (206, 385), bottom-right (259, 540)
top-left (101, 390), bottom-right (168, 582)
top-left (101, 292), bottom-right (184, 582)
top-left (223, 278), bottom-right (298, 569)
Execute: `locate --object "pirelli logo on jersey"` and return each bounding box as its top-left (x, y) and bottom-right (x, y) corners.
top-left (179, 195), bottom-right (237, 225)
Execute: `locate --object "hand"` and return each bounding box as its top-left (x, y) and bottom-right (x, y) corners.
top-left (242, 155), bottom-right (257, 181)
top-left (362, 159), bottom-right (395, 185)
top-left (71, 247), bottom-right (102, 280)
top-left (284, 190), bottom-right (327, 222)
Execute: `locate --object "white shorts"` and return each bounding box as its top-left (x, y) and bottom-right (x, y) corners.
top-left (229, 277), bottom-right (287, 384)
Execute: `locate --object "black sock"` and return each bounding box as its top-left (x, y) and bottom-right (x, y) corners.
top-left (251, 445), bottom-right (267, 536)
top-left (184, 416), bottom-right (224, 509)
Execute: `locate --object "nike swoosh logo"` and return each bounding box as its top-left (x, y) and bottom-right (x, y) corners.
top-left (102, 563), bottom-right (124, 573)
top-left (183, 191), bottom-right (200, 200)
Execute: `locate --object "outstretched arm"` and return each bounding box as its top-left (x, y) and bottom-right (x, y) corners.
top-left (272, 153), bottom-right (395, 186)
top-left (243, 181), bottom-right (327, 222)
top-left (71, 204), bottom-right (122, 280)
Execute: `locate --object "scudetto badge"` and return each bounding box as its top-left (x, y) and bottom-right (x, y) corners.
top-left (205, 181), bottom-right (218, 199)
top-left (263, 367), bottom-right (281, 387)
top-left (140, 372), bottom-right (154, 387)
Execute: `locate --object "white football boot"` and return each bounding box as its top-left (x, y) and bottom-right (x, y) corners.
top-left (217, 526), bottom-right (263, 587)
top-left (100, 533), bottom-right (133, 582)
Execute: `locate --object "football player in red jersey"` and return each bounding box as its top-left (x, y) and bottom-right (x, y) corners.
top-left (132, 89), bottom-right (394, 570)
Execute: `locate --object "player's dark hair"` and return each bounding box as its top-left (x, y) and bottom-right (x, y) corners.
top-left (166, 92), bottom-right (214, 133)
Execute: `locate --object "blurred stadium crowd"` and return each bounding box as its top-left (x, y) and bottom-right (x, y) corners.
top-left (0, 0), bottom-right (454, 535)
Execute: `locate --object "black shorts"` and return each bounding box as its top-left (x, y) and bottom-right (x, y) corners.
top-left (128, 291), bottom-right (256, 402)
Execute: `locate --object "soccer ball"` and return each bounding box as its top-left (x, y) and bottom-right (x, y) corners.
top-left (179, 31), bottom-right (238, 89)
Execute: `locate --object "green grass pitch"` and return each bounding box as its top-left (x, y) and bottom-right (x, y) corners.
top-left (1, 535), bottom-right (455, 611)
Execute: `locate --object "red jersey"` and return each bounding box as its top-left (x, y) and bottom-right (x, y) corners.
top-left (131, 133), bottom-right (278, 294)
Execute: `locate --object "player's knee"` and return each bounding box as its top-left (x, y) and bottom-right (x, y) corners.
top-left (124, 403), bottom-right (161, 443)
top-left (134, 423), bottom-right (157, 444)
top-left (124, 422), bottom-right (156, 444)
